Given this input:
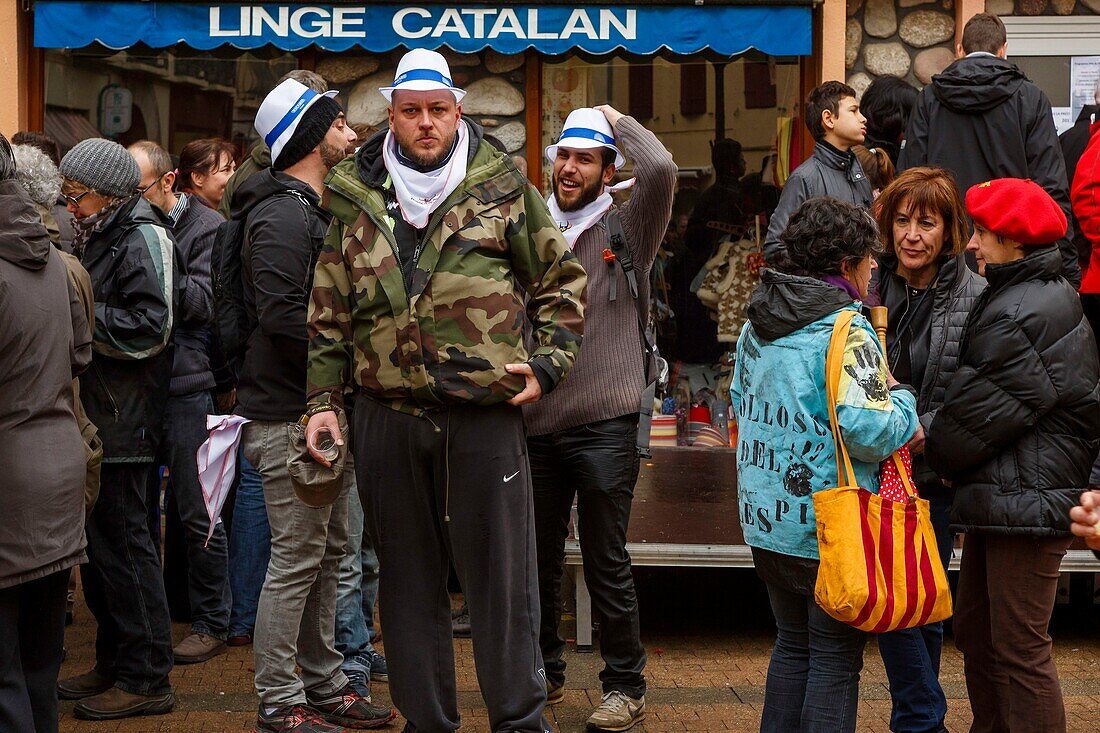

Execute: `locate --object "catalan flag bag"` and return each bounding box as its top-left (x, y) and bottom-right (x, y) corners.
top-left (812, 310), bottom-right (952, 633)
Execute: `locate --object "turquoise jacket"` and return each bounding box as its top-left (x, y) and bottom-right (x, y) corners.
top-left (731, 270), bottom-right (920, 560)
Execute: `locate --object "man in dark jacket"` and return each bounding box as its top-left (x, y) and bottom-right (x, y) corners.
top-left (55, 138), bottom-right (180, 721)
top-left (764, 81), bottom-right (872, 265)
top-left (899, 13), bottom-right (1080, 287)
top-left (234, 78), bottom-right (394, 733)
top-left (926, 178), bottom-right (1100, 733)
top-left (131, 140), bottom-right (232, 666)
top-left (0, 133), bottom-right (91, 733)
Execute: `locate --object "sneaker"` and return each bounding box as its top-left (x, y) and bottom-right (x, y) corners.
top-left (173, 632), bottom-right (227, 664)
top-left (306, 684), bottom-right (396, 729)
top-left (546, 679), bottom-right (565, 706)
top-left (57, 668), bottom-right (114, 700)
top-left (363, 649), bottom-right (389, 684)
top-left (451, 604), bottom-right (470, 638)
top-left (255, 704), bottom-right (347, 732)
top-left (73, 686), bottom-right (175, 721)
top-left (343, 668), bottom-right (371, 700)
top-left (586, 691), bottom-right (645, 732)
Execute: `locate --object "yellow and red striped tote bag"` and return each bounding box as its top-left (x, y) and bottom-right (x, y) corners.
top-left (812, 310), bottom-right (952, 633)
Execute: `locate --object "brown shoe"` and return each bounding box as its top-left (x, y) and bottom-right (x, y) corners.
top-left (227, 633), bottom-right (253, 647)
top-left (73, 686), bottom-right (175, 720)
top-left (57, 668), bottom-right (114, 700)
top-left (173, 632), bottom-right (227, 664)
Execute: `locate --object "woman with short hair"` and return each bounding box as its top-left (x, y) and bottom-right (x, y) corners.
top-left (177, 137), bottom-right (237, 210)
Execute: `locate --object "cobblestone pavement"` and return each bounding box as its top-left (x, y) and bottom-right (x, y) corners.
top-left (57, 568), bottom-right (1100, 732)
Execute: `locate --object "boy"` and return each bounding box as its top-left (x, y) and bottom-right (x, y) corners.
top-left (764, 81), bottom-right (871, 266)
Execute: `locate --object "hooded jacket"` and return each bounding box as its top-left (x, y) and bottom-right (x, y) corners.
top-left (168, 194), bottom-right (222, 395)
top-left (926, 247), bottom-right (1100, 536)
top-left (899, 55), bottom-right (1080, 287)
top-left (1071, 121), bottom-right (1100, 293)
top-left (79, 196), bottom-right (179, 462)
top-left (731, 270), bottom-right (919, 560)
top-left (763, 142), bottom-right (873, 265)
top-left (308, 121), bottom-right (586, 417)
top-left (232, 169), bottom-right (330, 422)
top-left (0, 180), bottom-right (91, 588)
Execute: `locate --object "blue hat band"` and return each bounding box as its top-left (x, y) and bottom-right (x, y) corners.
top-left (266, 87), bottom-right (318, 149)
top-left (558, 127), bottom-right (616, 146)
top-left (392, 68), bottom-right (453, 88)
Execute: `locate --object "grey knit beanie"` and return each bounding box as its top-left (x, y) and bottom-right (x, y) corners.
top-left (59, 138), bottom-right (141, 199)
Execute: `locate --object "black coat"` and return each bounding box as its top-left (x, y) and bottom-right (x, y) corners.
top-left (231, 169), bottom-right (330, 422)
top-left (79, 196), bottom-right (181, 461)
top-left (926, 247), bottom-right (1100, 536)
top-left (877, 255), bottom-right (985, 491)
top-left (1061, 104), bottom-right (1099, 265)
top-left (899, 55), bottom-right (1080, 288)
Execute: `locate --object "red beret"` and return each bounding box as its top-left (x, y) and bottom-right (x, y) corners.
top-left (965, 178), bottom-right (1067, 246)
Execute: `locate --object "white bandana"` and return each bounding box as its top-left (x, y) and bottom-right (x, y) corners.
top-left (382, 121), bottom-right (470, 229)
top-left (545, 179), bottom-right (635, 249)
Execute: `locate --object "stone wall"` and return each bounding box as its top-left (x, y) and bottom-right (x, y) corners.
top-left (846, 0), bottom-right (958, 94)
top-left (316, 48), bottom-right (529, 153)
top-left (985, 0), bottom-right (1098, 13)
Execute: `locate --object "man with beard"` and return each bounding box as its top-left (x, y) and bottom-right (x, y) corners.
top-left (304, 49), bottom-right (586, 733)
top-left (231, 79), bottom-right (395, 733)
top-left (526, 105), bottom-right (675, 731)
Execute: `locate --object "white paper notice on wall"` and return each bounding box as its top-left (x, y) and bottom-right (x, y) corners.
top-left (1071, 56), bottom-right (1100, 121)
top-left (1053, 107), bottom-right (1075, 136)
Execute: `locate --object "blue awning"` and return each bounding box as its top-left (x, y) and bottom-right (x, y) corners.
top-left (34, 2), bottom-right (812, 57)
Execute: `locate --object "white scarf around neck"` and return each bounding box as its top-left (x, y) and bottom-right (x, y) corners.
top-left (382, 120), bottom-right (470, 229)
top-left (546, 178), bottom-right (635, 249)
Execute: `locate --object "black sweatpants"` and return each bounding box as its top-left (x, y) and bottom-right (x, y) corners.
top-left (353, 397), bottom-right (549, 733)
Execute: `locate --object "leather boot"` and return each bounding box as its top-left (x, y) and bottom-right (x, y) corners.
top-left (57, 668), bottom-right (114, 700)
top-left (73, 686), bottom-right (175, 721)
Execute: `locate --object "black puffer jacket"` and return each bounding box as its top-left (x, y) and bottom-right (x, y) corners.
top-left (79, 196), bottom-right (181, 461)
top-left (926, 247), bottom-right (1100, 535)
top-left (899, 55), bottom-right (1079, 288)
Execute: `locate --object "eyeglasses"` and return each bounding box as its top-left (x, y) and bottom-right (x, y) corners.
top-left (63, 189), bottom-right (93, 208)
top-left (138, 173), bottom-right (166, 197)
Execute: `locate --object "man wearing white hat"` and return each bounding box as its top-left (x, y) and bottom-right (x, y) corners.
top-left (230, 79), bottom-right (396, 733)
top-left (526, 105), bottom-right (676, 731)
top-left (305, 48), bottom-right (586, 733)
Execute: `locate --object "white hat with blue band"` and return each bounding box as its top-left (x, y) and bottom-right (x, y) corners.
top-left (380, 49), bottom-right (467, 104)
top-left (255, 78), bottom-right (339, 168)
top-left (545, 107), bottom-right (625, 168)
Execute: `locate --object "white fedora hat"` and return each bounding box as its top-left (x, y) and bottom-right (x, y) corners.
top-left (255, 78), bottom-right (339, 167)
top-left (380, 49), bottom-right (467, 104)
top-left (545, 108), bottom-right (625, 168)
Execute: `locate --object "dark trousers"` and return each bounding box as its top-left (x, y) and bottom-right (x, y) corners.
top-left (0, 570), bottom-right (68, 733)
top-left (353, 397), bottom-right (549, 733)
top-left (146, 392), bottom-right (231, 638)
top-left (83, 463), bottom-right (174, 695)
top-left (954, 534), bottom-right (1071, 733)
top-left (753, 547), bottom-right (867, 733)
top-left (877, 496), bottom-right (953, 732)
top-left (528, 415), bottom-right (647, 698)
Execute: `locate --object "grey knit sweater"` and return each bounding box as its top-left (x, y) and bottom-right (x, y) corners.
top-left (524, 116), bottom-right (676, 435)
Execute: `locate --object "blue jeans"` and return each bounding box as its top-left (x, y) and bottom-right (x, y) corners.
top-left (754, 547), bottom-right (867, 733)
top-left (228, 452), bottom-right (270, 637)
top-left (877, 497), bottom-right (954, 733)
top-left (335, 484), bottom-right (377, 673)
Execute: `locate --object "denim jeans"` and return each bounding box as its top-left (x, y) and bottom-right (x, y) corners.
top-left (228, 452), bottom-right (270, 637)
top-left (877, 496), bottom-right (953, 733)
top-left (335, 484), bottom-right (378, 674)
top-left (0, 570), bottom-right (68, 733)
top-left (82, 463), bottom-right (174, 695)
top-left (148, 392), bottom-right (231, 639)
top-left (243, 420), bottom-right (349, 706)
top-left (753, 547), bottom-right (866, 733)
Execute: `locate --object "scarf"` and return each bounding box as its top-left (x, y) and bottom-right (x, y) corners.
top-left (818, 273), bottom-right (863, 302)
top-left (72, 194), bottom-right (133, 255)
top-left (382, 121), bottom-right (469, 230)
top-left (546, 178), bottom-right (636, 249)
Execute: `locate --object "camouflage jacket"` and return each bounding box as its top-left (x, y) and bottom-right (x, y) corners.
top-left (307, 126), bottom-right (587, 416)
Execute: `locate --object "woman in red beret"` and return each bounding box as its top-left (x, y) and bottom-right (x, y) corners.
top-left (925, 178), bottom-right (1100, 733)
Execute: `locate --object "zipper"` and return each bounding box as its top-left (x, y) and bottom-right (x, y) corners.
top-left (92, 361), bottom-right (121, 421)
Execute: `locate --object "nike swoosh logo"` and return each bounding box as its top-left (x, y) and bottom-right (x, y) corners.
top-left (503, 471), bottom-right (520, 483)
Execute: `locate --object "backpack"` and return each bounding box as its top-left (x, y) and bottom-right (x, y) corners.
top-left (210, 189), bottom-right (311, 378)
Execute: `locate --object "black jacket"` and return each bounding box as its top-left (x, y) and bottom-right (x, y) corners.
top-left (1061, 104), bottom-right (1099, 265)
top-left (926, 247), bottom-right (1100, 536)
top-left (169, 194), bottom-right (222, 396)
top-left (232, 169), bottom-right (330, 422)
top-left (79, 196), bottom-right (180, 461)
top-left (899, 55), bottom-right (1080, 287)
top-left (876, 255), bottom-right (985, 491)
top-left (763, 141), bottom-right (873, 265)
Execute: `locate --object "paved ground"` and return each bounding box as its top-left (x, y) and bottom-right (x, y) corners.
top-left (57, 567), bottom-right (1100, 732)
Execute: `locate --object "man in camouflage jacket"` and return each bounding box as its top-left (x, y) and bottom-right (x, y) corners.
top-left (305, 50), bottom-right (586, 733)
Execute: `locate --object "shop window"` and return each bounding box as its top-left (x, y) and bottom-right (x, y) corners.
top-left (680, 62), bottom-right (707, 117)
top-left (629, 63), bottom-right (654, 121)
